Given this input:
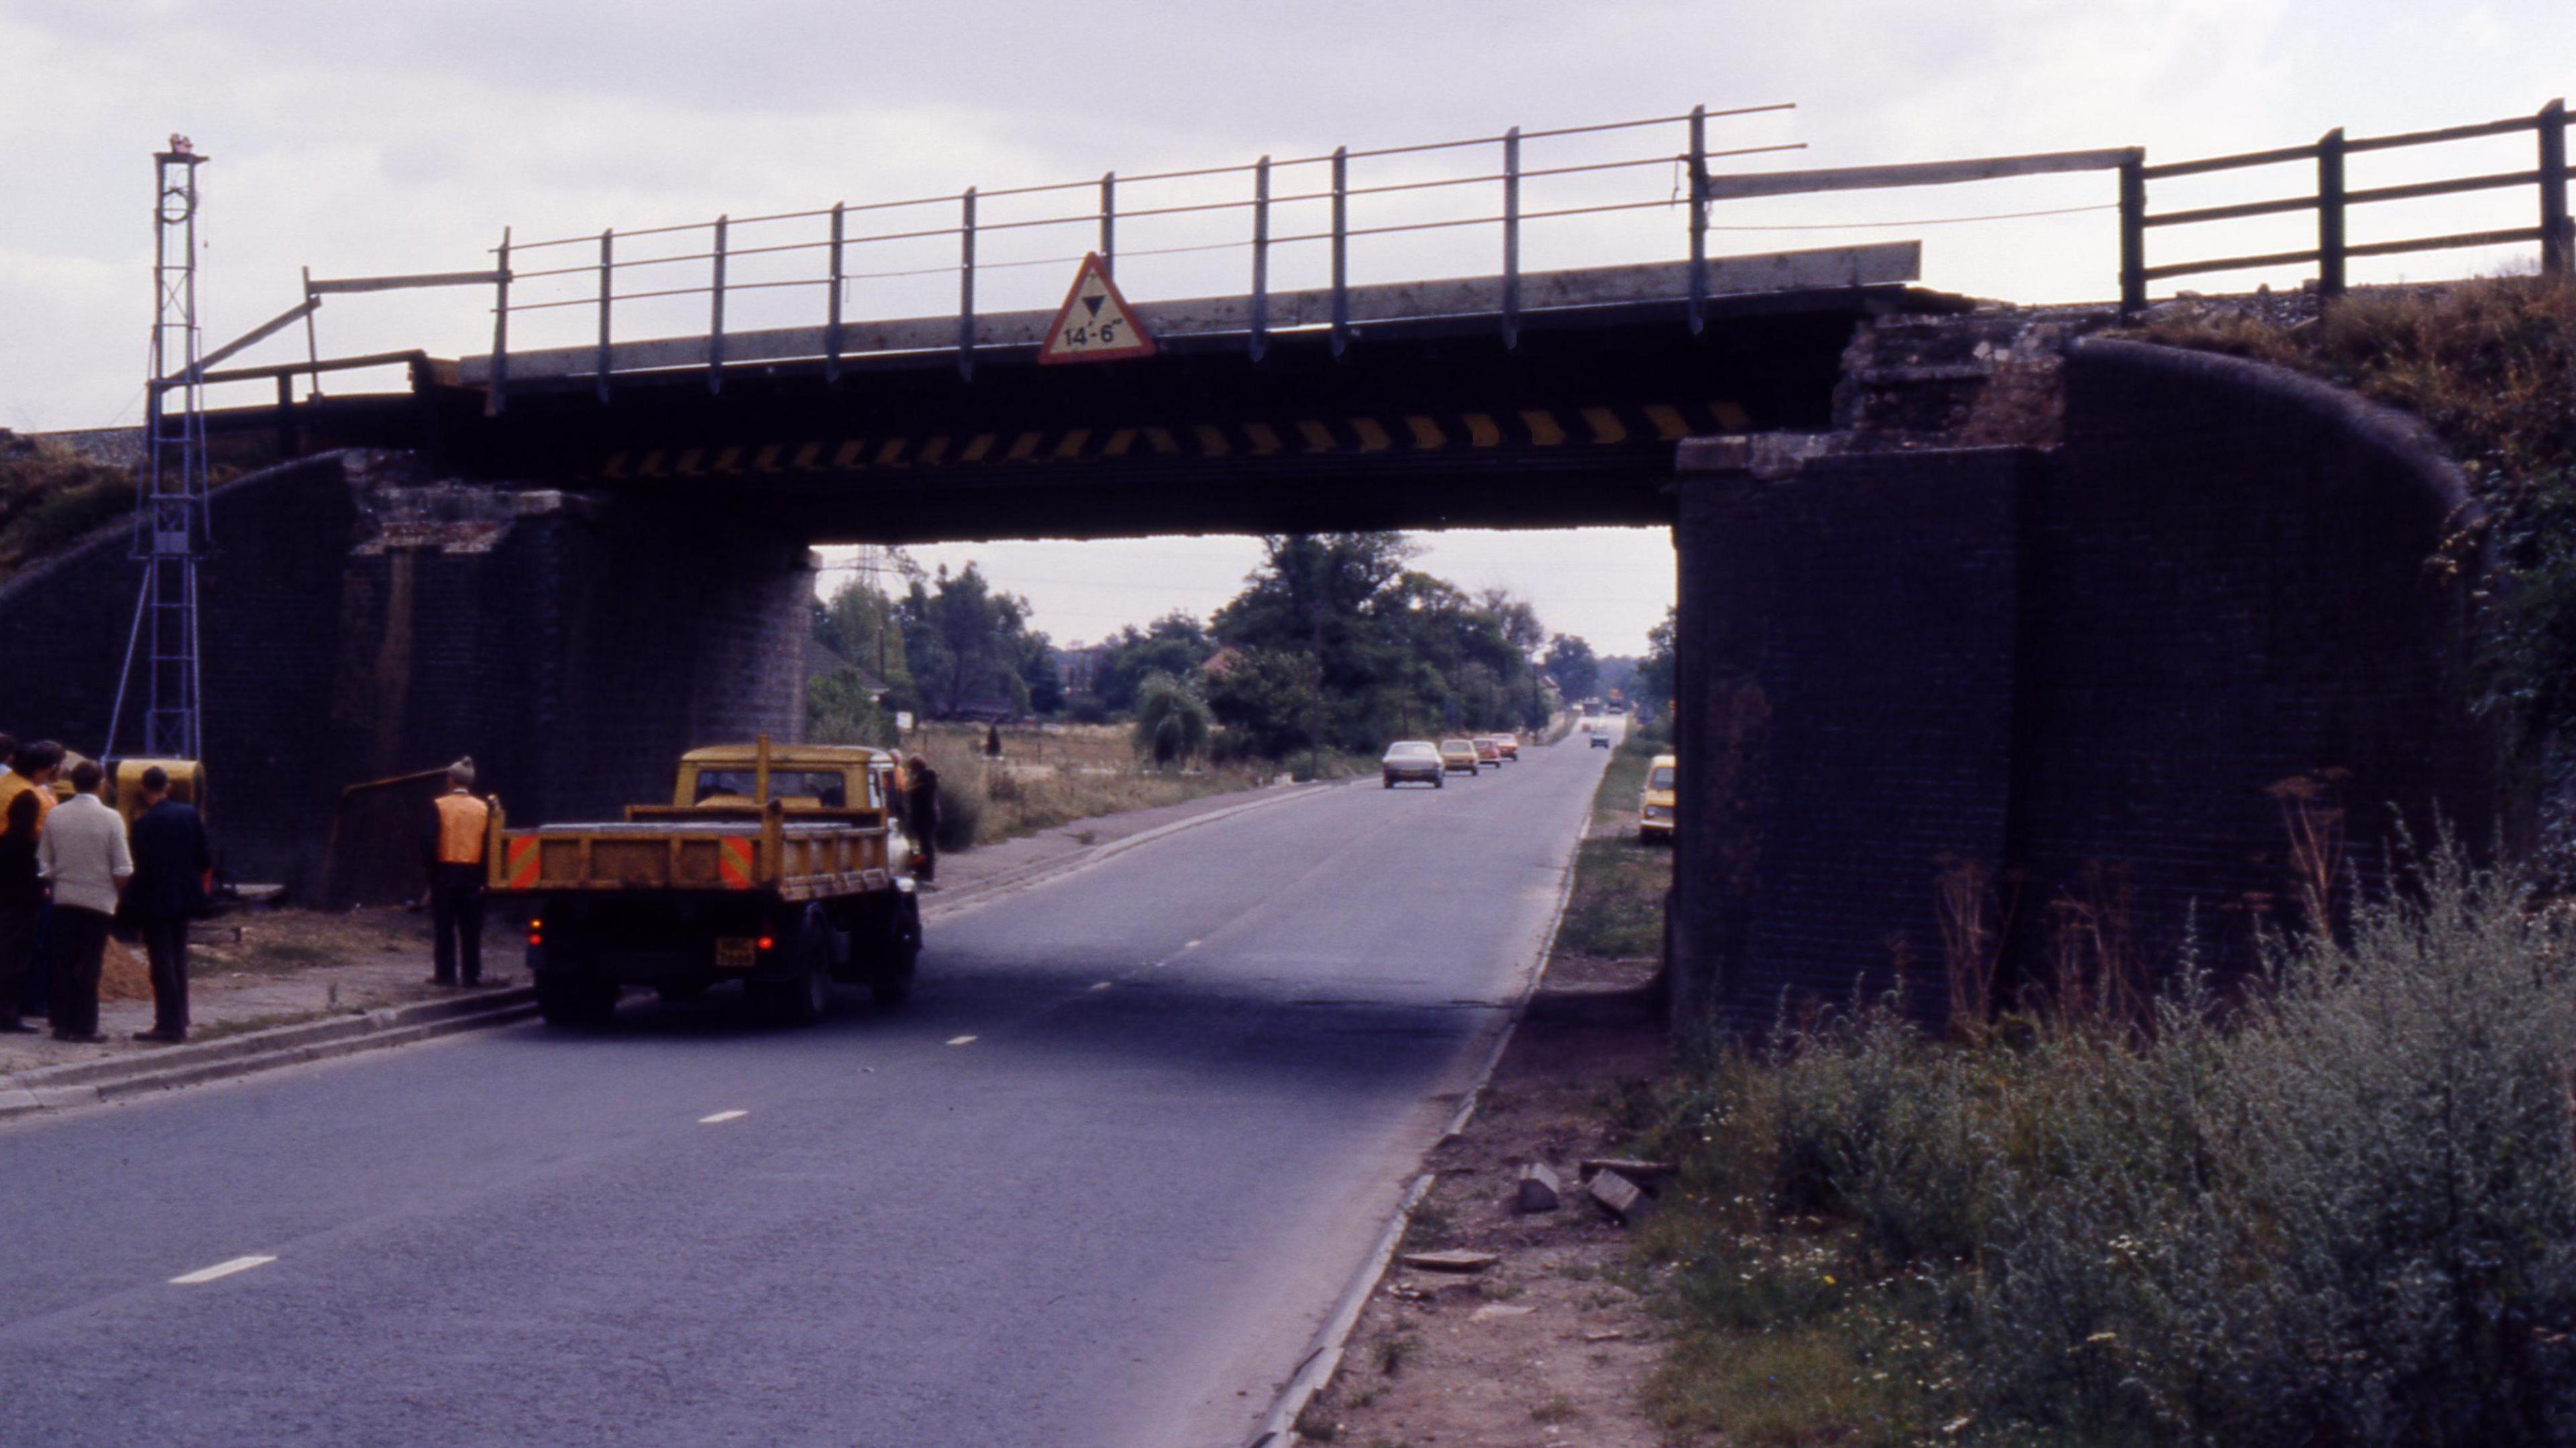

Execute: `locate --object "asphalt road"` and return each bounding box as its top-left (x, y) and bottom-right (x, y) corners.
top-left (0, 730), bottom-right (1613, 1447)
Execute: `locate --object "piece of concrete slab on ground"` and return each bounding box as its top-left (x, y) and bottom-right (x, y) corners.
top-left (1588, 1168), bottom-right (1654, 1225)
top-left (1515, 1161), bottom-right (1563, 1213)
top-left (1399, 1249), bottom-right (1500, 1274)
top-left (1578, 1156), bottom-right (1675, 1184)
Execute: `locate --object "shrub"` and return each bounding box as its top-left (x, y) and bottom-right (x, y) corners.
top-left (1130, 671), bottom-right (1212, 768)
top-left (931, 770), bottom-right (983, 852)
top-left (1770, 1004), bottom-right (1989, 1267)
top-left (1648, 846), bottom-right (2576, 1447)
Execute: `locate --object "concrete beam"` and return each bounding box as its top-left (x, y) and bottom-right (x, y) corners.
top-left (455, 243), bottom-right (1921, 386)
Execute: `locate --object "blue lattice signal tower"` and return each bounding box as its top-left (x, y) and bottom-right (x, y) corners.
top-left (109, 136), bottom-right (212, 763)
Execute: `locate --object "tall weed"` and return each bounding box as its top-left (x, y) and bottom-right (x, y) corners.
top-left (1648, 848), bottom-right (2576, 1447)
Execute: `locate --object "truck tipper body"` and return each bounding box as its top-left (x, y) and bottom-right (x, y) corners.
top-left (490, 741), bottom-right (922, 1028)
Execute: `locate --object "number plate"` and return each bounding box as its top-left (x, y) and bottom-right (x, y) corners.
top-left (715, 938), bottom-right (758, 970)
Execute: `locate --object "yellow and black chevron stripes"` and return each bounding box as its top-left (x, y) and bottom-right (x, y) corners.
top-left (586, 399), bottom-right (1754, 482)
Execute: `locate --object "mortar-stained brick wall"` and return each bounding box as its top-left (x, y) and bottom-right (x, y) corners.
top-left (0, 453), bottom-right (810, 895)
top-left (1671, 343), bottom-right (2500, 1032)
top-left (1675, 451), bottom-right (2027, 1030)
top-left (2007, 341), bottom-right (2496, 989)
top-left (0, 456), bottom-right (356, 891)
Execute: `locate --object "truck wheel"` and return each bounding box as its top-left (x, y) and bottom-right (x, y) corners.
top-left (536, 974), bottom-right (617, 1030)
top-left (869, 894), bottom-right (921, 1008)
top-left (752, 911), bottom-right (834, 1025)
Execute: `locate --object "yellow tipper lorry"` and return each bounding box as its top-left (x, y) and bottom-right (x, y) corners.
top-left (490, 740), bottom-right (922, 1029)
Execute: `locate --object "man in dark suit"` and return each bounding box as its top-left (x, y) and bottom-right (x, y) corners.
top-left (0, 763), bottom-right (38, 1034)
top-left (125, 766), bottom-right (211, 1043)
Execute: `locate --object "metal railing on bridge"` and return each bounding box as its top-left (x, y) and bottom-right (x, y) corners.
top-left (475, 103), bottom-right (1811, 405)
top-left (182, 99), bottom-right (2575, 414)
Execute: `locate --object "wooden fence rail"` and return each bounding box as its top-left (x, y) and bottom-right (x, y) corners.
top-left (2121, 99), bottom-right (2571, 313)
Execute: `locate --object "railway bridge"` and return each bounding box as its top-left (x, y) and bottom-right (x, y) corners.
top-left (8, 103), bottom-right (2540, 1026)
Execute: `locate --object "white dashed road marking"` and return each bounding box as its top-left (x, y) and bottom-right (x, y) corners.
top-left (171, 1256), bottom-right (276, 1286)
top-left (699, 1110), bottom-right (748, 1124)
top-left (947, 1035), bottom-right (978, 1046)
top-left (1087, 982), bottom-right (1113, 992)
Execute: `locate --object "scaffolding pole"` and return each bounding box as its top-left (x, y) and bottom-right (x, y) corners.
top-left (108, 135), bottom-right (212, 764)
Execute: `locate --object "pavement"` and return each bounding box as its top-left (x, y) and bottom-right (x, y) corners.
top-left (0, 740), bottom-right (1609, 1447)
top-left (0, 912), bottom-right (518, 1078)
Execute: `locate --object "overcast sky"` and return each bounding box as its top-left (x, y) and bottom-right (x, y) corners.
top-left (5, 2), bottom-right (2568, 652)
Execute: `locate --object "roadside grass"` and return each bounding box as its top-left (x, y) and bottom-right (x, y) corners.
top-left (1554, 732), bottom-right (1671, 961)
top-left (1556, 839), bottom-right (1667, 960)
top-left (909, 724), bottom-right (1279, 846)
top-left (1587, 727), bottom-right (1667, 828)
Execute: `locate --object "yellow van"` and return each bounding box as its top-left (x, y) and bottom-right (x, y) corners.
top-left (1639, 753), bottom-right (1676, 842)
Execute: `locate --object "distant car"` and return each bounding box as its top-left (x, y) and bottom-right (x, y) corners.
top-left (1639, 753), bottom-right (1676, 840)
top-left (1590, 730), bottom-right (1611, 749)
top-left (1438, 739), bottom-right (1481, 777)
top-left (1381, 740), bottom-right (1444, 789)
top-left (1473, 738), bottom-right (1502, 769)
top-left (1493, 734), bottom-right (1519, 762)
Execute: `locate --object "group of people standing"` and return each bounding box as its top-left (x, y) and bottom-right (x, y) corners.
top-left (0, 734), bottom-right (211, 1044)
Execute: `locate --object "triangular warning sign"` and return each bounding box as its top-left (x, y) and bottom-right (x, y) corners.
top-left (1037, 254), bottom-right (1156, 365)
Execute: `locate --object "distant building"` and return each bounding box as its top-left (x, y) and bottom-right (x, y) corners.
top-left (1055, 641), bottom-right (1108, 696)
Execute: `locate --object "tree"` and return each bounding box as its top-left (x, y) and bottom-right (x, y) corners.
top-left (812, 568), bottom-right (916, 712)
top-left (1633, 608), bottom-right (1677, 717)
top-left (1089, 612), bottom-right (1216, 713)
top-left (1131, 672), bottom-right (1212, 768)
top-left (1595, 653), bottom-right (1641, 704)
top-left (1204, 647), bottom-right (1322, 757)
top-left (897, 563), bottom-right (1059, 718)
top-left (1542, 634), bottom-right (1599, 706)
top-left (1205, 533), bottom-right (1558, 754)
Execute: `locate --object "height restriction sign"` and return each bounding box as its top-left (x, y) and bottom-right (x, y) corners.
top-left (1036, 254), bottom-right (1157, 364)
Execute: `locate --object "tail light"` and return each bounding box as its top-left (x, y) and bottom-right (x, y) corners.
top-left (527, 920), bottom-right (543, 946)
top-left (756, 935), bottom-right (775, 952)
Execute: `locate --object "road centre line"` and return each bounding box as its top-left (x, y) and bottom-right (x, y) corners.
top-left (1087, 982), bottom-right (1113, 991)
top-left (947, 1035), bottom-right (978, 1046)
top-left (698, 1110), bottom-right (749, 1124)
top-left (170, 1255), bottom-right (276, 1286)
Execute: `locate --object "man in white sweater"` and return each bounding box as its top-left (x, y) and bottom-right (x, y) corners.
top-left (38, 760), bottom-right (130, 1044)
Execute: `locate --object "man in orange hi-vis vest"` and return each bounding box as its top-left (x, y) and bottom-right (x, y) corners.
top-left (422, 757), bottom-right (492, 987)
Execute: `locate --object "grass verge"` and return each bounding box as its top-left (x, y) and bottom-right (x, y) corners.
top-left (1552, 731), bottom-right (1673, 964)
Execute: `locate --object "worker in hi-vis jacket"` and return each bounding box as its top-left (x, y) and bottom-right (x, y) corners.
top-left (423, 757), bottom-right (492, 987)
